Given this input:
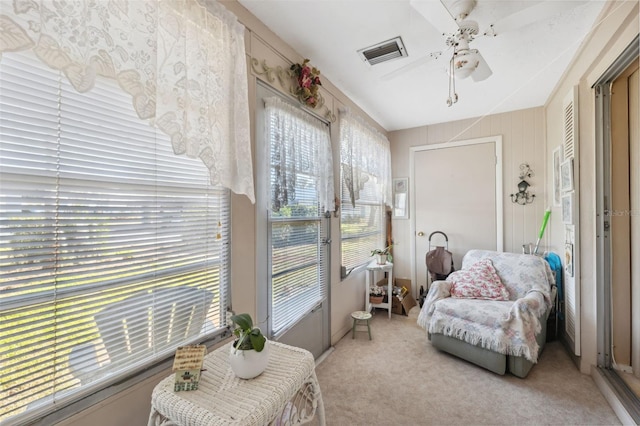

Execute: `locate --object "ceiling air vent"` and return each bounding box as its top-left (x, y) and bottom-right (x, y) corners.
top-left (357, 36), bottom-right (408, 66)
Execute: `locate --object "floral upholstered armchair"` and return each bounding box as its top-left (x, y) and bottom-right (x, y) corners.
top-left (418, 249), bottom-right (556, 378)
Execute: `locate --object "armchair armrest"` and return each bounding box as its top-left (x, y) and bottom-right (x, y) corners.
top-left (417, 280), bottom-right (452, 330)
top-left (503, 290), bottom-right (549, 362)
top-left (426, 280), bottom-right (452, 302)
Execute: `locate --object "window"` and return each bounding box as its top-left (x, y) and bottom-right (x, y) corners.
top-left (0, 51), bottom-right (230, 424)
top-left (264, 96), bottom-right (332, 337)
top-left (339, 110), bottom-right (392, 275)
top-left (340, 174), bottom-right (385, 274)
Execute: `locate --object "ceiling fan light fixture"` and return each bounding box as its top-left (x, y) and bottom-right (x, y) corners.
top-left (448, 0), bottom-right (477, 21)
top-left (452, 50), bottom-right (480, 79)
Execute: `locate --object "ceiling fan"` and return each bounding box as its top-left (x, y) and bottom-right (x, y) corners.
top-left (386, 0), bottom-right (589, 106)
top-left (406, 0), bottom-right (491, 106)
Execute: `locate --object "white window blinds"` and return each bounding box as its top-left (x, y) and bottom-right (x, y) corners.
top-left (339, 110), bottom-right (392, 274)
top-left (264, 97), bottom-right (331, 337)
top-left (340, 176), bottom-right (385, 274)
top-left (0, 51), bottom-right (230, 424)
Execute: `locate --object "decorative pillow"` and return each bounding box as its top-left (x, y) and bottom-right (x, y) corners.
top-left (447, 259), bottom-right (509, 300)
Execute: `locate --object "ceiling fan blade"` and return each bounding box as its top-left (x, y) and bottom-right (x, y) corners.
top-left (380, 51), bottom-right (444, 81)
top-left (471, 51), bottom-right (492, 82)
top-left (409, 0), bottom-right (459, 36)
top-left (485, 0), bottom-right (589, 36)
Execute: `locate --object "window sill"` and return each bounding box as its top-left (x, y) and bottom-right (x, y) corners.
top-left (341, 262), bottom-right (369, 281)
top-left (21, 329), bottom-right (231, 426)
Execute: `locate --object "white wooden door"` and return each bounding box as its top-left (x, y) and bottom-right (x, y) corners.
top-left (412, 137), bottom-right (503, 296)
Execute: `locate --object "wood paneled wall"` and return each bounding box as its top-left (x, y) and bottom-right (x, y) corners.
top-left (389, 107), bottom-right (547, 281)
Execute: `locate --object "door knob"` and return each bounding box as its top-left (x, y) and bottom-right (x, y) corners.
top-left (417, 231), bottom-right (424, 237)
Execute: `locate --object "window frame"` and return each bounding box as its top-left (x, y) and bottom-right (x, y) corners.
top-left (0, 51), bottom-right (232, 425)
top-left (337, 110), bottom-right (392, 279)
top-left (339, 173), bottom-right (386, 278)
top-left (262, 94), bottom-right (331, 339)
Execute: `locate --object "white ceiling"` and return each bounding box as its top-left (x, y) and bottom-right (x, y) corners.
top-left (238, 0), bottom-right (607, 131)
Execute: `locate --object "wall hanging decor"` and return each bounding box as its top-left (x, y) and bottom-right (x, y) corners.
top-left (565, 242), bottom-right (574, 277)
top-left (251, 58), bottom-right (336, 122)
top-left (562, 192), bottom-right (574, 224)
top-left (560, 158), bottom-right (574, 192)
top-left (290, 59), bottom-right (323, 108)
top-left (392, 177), bottom-right (409, 219)
top-left (552, 145), bottom-right (563, 206)
top-left (510, 163), bottom-right (535, 205)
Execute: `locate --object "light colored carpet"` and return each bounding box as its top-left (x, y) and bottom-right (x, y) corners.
top-left (313, 308), bottom-right (620, 425)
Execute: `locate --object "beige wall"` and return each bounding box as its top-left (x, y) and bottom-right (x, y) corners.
top-left (389, 107), bottom-right (547, 283)
top-left (57, 371), bottom-right (167, 426)
top-left (543, 0), bottom-right (639, 373)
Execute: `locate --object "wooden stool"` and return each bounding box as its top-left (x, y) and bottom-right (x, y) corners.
top-left (351, 311), bottom-right (372, 340)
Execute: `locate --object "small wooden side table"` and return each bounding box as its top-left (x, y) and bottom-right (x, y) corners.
top-left (148, 340), bottom-right (325, 426)
top-left (366, 261), bottom-right (393, 319)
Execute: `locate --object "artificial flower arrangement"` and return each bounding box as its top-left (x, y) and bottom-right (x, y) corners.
top-left (290, 59), bottom-right (322, 108)
top-left (369, 285), bottom-right (386, 297)
top-left (369, 284), bottom-right (386, 304)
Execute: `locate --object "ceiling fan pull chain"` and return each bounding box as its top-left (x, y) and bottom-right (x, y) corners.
top-left (447, 56), bottom-right (458, 107)
top-left (447, 57), bottom-right (453, 106)
top-left (452, 67), bottom-right (458, 105)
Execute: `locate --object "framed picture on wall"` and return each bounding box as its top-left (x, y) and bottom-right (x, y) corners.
top-left (560, 158), bottom-right (574, 192)
top-left (553, 146), bottom-right (563, 206)
top-left (564, 242), bottom-right (574, 277)
top-left (392, 177), bottom-right (409, 219)
top-left (562, 192), bottom-right (573, 224)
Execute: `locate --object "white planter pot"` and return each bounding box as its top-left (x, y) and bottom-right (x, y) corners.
top-left (376, 254), bottom-right (387, 265)
top-left (229, 339), bottom-right (270, 379)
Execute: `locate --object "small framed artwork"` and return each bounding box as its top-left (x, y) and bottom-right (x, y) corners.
top-left (564, 242), bottom-right (574, 277)
top-left (560, 158), bottom-right (574, 193)
top-left (392, 177), bottom-right (409, 219)
top-left (552, 146), bottom-right (563, 206)
top-left (562, 193), bottom-right (573, 224)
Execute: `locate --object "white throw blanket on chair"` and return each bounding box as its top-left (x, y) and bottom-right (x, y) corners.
top-left (418, 250), bottom-right (554, 363)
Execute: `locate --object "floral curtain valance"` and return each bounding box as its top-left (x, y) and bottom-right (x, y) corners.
top-left (0, 0), bottom-right (254, 203)
top-left (264, 96), bottom-right (334, 213)
top-left (339, 109), bottom-right (391, 208)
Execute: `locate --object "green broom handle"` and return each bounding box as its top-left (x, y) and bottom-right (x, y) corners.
top-left (534, 207), bottom-right (551, 254)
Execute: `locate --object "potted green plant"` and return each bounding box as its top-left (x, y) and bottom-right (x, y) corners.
top-left (229, 313), bottom-right (269, 379)
top-left (371, 244), bottom-right (393, 265)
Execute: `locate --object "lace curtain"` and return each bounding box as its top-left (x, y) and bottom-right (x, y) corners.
top-left (264, 96), bottom-right (334, 213)
top-left (0, 0), bottom-right (254, 203)
top-left (339, 109), bottom-right (392, 207)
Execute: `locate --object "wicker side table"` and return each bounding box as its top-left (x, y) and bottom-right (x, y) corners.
top-left (148, 340), bottom-right (325, 426)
